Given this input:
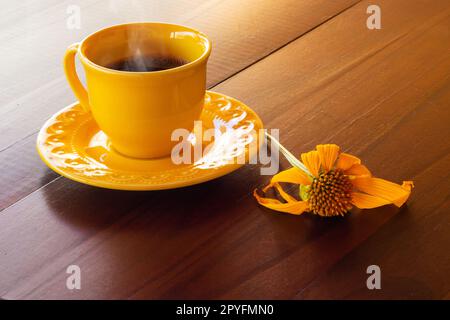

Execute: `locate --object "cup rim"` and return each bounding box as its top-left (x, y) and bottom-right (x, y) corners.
top-left (77, 21), bottom-right (212, 76)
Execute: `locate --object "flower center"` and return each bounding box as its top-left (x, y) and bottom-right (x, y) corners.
top-left (309, 169), bottom-right (353, 217)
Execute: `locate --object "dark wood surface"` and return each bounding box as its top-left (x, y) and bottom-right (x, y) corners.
top-left (0, 0), bottom-right (449, 299)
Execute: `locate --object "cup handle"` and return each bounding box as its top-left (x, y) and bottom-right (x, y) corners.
top-left (63, 43), bottom-right (90, 112)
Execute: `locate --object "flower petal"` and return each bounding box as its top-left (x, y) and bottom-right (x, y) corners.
top-left (253, 189), bottom-right (309, 215)
top-left (317, 144), bottom-right (340, 172)
top-left (336, 152), bottom-right (361, 171)
top-left (269, 167), bottom-right (311, 186)
top-left (345, 164), bottom-right (371, 178)
top-left (301, 151), bottom-right (320, 177)
top-left (351, 192), bottom-right (391, 209)
top-left (352, 177), bottom-right (414, 207)
top-left (273, 183), bottom-right (298, 203)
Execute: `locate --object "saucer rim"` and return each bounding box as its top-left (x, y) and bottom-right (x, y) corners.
top-left (36, 91), bottom-right (264, 191)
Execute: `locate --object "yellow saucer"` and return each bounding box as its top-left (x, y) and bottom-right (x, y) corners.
top-left (37, 91), bottom-right (264, 190)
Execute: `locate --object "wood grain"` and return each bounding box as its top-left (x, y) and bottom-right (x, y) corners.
top-left (1, 0), bottom-right (450, 299)
top-left (0, 0), bottom-right (360, 210)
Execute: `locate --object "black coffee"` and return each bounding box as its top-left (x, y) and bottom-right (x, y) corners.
top-left (106, 55), bottom-right (187, 72)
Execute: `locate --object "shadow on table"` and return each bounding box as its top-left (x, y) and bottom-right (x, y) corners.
top-left (40, 166), bottom-right (253, 229)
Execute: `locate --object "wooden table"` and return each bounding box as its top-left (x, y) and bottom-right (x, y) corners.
top-left (1, 0), bottom-right (449, 300)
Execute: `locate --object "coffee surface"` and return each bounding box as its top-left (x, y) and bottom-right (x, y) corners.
top-left (106, 55), bottom-right (187, 72)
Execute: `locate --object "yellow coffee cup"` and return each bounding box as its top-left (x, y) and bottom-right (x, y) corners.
top-left (64, 22), bottom-right (211, 158)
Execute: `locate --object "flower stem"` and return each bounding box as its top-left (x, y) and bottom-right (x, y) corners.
top-left (265, 131), bottom-right (313, 178)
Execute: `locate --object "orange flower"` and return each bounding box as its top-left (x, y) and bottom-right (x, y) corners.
top-left (254, 143), bottom-right (413, 217)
